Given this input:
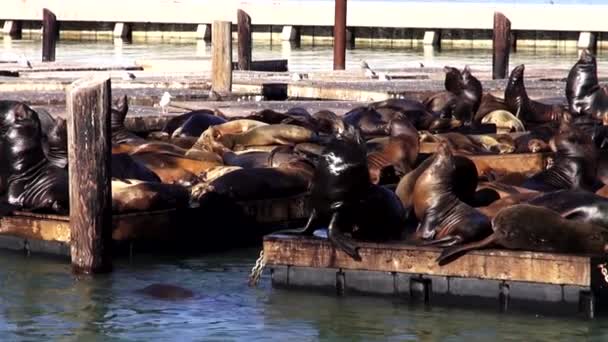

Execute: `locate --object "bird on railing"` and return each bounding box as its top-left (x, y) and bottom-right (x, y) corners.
top-left (18, 55), bottom-right (32, 69)
top-left (159, 91), bottom-right (172, 114)
top-left (122, 72), bottom-right (136, 81)
top-left (360, 60), bottom-right (377, 79)
top-left (291, 73), bottom-right (303, 82)
top-left (208, 89), bottom-right (222, 101)
top-left (378, 72), bottom-right (391, 81)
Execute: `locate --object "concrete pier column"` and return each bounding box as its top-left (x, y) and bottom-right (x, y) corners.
top-left (281, 26), bottom-right (300, 43)
top-left (196, 24), bottom-right (211, 41)
top-left (2, 20), bottom-right (22, 39)
top-left (113, 23), bottom-right (132, 39)
top-left (423, 30), bottom-right (440, 47)
top-left (577, 32), bottom-right (597, 53)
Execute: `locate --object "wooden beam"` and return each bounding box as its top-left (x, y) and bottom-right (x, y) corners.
top-left (42, 8), bottom-right (58, 62)
top-left (492, 12), bottom-right (511, 79)
top-left (264, 234), bottom-right (591, 286)
top-left (237, 9), bottom-right (252, 71)
top-left (333, 0), bottom-right (347, 70)
top-left (66, 76), bottom-right (113, 274)
top-left (212, 20), bottom-right (233, 93)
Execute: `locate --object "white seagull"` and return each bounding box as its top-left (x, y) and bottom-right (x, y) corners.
top-left (159, 92), bottom-right (172, 114)
top-left (361, 60), bottom-right (376, 78)
top-left (122, 72), bottom-right (136, 81)
top-left (18, 55), bottom-right (32, 69)
top-left (291, 73), bottom-right (303, 82)
top-left (378, 72), bottom-right (391, 81)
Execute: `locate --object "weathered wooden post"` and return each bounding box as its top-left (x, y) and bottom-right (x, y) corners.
top-left (42, 9), bottom-right (58, 62)
top-left (66, 76), bottom-right (113, 274)
top-left (212, 20), bottom-right (233, 93)
top-left (237, 9), bottom-right (252, 71)
top-left (492, 12), bottom-right (511, 79)
top-left (333, 0), bottom-right (347, 70)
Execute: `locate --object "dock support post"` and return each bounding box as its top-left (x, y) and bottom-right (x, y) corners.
top-left (578, 32), bottom-right (597, 55)
top-left (498, 282), bottom-right (510, 312)
top-left (2, 20), bottom-right (22, 39)
top-left (492, 12), bottom-right (511, 80)
top-left (410, 277), bottom-right (431, 303)
top-left (196, 24), bottom-right (211, 41)
top-left (66, 76), bottom-right (113, 274)
top-left (579, 291), bottom-right (596, 319)
top-left (423, 30), bottom-right (440, 47)
top-left (281, 26), bottom-right (301, 43)
top-left (212, 20), bottom-right (233, 94)
top-left (511, 31), bottom-right (517, 53)
top-left (113, 23), bottom-right (132, 40)
top-left (42, 9), bottom-right (58, 62)
top-left (333, 0), bottom-right (347, 70)
top-left (237, 9), bottom-right (252, 71)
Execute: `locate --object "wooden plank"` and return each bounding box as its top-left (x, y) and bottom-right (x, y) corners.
top-left (492, 12), bottom-right (511, 80)
top-left (264, 234), bottom-right (591, 286)
top-left (42, 9), bottom-right (58, 62)
top-left (0, 216), bottom-right (71, 243)
top-left (66, 76), bottom-right (113, 274)
top-left (231, 60), bottom-right (288, 72)
top-left (237, 9), bottom-right (252, 71)
top-left (212, 20), bottom-right (233, 93)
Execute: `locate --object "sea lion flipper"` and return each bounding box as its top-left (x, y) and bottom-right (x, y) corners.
top-left (274, 209), bottom-right (318, 235)
top-left (436, 234), bottom-right (497, 266)
top-left (328, 211), bottom-right (362, 261)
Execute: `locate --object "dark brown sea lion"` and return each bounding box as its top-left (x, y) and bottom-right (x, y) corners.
top-left (136, 283), bottom-right (194, 300)
top-left (474, 93), bottom-right (510, 123)
top-left (111, 179), bottom-right (190, 214)
top-left (312, 110), bottom-right (345, 135)
top-left (505, 64), bottom-right (565, 124)
top-left (526, 190), bottom-right (608, 228)
top-left (522, 121), bottom-right (601, 192)
top-left (1, 103), bottom-right (69, 214)
top-left (161, 109), bottom-right (215, 136)
top-left (566, 49), bottom-right (608, 120)
top-left (437, 204), bottom-right (608, 266)
top-left (412, 142), bottom-right (491, 246)
top-left (476, 192), bottom-right (540, 218)
top-left (370, 99), bottom-right (438, 130)
top-left (171, 111), bottom-right (227, 139)
top-left (111, 95), bottom-right (145, 145)
top-left (111, 154), bottom-right (161, 183)
top-left (423, 66), bottom-right (460, 113)
top-left (45, 118), bottom-right (68, 168)
top-left (195, 159), bottom-right (313, 201)
top-left (343, 106), bottom-right (390, 137)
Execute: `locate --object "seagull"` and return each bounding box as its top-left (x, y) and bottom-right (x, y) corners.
top-left (159, 92), bottom-right (171, 114)
top-left (18, 55), bottom-right (32, 69)
top-left (361, 60), bottom-right (376, 78)
top-left (291, 73), bottom-right (303, 82)
top-left (378, 72), bottom-right (391, 81)
top-left (122, 72), bottom-right (136, 81)
top-left (419, 62), bottom-right (424, 68)
top-left (208, 89), bottom-right (222, 101)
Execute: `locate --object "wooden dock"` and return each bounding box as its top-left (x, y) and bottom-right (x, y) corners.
top-left (264, 234), bottom-right (608, 318)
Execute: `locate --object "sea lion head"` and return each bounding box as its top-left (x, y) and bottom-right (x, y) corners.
top-left (443, 66), bottom-right (462, 94)
top-left (508, 64), bottom-right (525, 86)
top-left (552, 121), bottom-right (595, 158)
top-left (527, 138), bottom-right (549, 153)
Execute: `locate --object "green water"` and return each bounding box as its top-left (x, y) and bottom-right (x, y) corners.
top-left (0, 249), bottom-right (606, 341)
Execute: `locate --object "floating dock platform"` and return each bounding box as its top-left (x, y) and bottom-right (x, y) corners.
top-left (264, 234), bottom-right (608, 318)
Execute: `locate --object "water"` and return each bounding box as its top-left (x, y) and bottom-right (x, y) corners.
top-left (2, 38), bottom-right (608, 341)
top-left (0, 249), bottom-right (607, 342)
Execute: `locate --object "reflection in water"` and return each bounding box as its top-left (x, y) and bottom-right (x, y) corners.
top-left (0, 249), bottom-right (607, 340)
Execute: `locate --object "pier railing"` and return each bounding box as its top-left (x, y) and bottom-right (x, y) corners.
top-left (3, 0), bottom-right (608, 31)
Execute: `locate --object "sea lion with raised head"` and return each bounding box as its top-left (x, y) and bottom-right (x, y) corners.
top-left (566, 49), bottom-right (608, 120)
top-left (111, 95), bottom-right (145, 145)
top-left (437, 204), bottom-right (608, 266)
top-left (412, 142), bottom-right (491, 246)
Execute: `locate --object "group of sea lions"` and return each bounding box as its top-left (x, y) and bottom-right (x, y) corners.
top-left (3, 49), bottom-right (608, 261)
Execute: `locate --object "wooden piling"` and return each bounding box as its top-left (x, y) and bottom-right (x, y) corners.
top-left (237, 10), bottom-right (252, 71)
top-left (42, 9), bottom-right (58, 62)
top-left (66, 76), bottom-right (113, 274)
top-left (492, 12), bottom-right (511, 80)
top-left (212, 20), bottom-right (233, 93)
top-left (333, 0), bottom-right (347, 70)
top-left (2, 20), bottom-right (22, 39)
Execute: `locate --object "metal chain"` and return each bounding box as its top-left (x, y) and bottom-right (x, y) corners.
top-left (248, 249), bottom-right (266, 287)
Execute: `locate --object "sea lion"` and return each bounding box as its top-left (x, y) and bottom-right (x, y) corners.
top-left (412, 141), bottom-right (491, 246)
top-left (111, 153), bottom-right (161, 183)
top-left (136, 283), bottom-right (194, 300)
top-left (194, 159), bottom-right (313, 201)
top-left (367, 132), bottom-right (419, 184)
top-left (474, 93), bottom-right (511, 123)
top-left (566, 49), bottom-right (608, 120)
top-left (425, 66), bottom-right (482, 125)
top-left (522, 121), bottom-right (600, 192)
top-left (505, 64), bottom-right (565, 124)
top-left (481, 110), bottom-right (525, 134)
top-left (111, 95), bottom-right (145, 145)
top-left (343, 106), bottom-right (390, 137)
top-left (161, 109), bottom-right (216, 136)
top-left (171, 111), bottom-right (227, 139)
top-left (131, 151), bottom-right (221, 186)
top-left (437, 204), bottom-right (608, 266)
top-left (45, 118), bottom-right (68, 168)
top-left (526, 190), bottom-right (608, 228)
top-left (199, 165), bottom-right (242, 183)
top-left (312, 110), bottom-right (345, 135)
top-left (371, 99), bottom-right (439, 130)
top-left (207, 124), bottom-right (318, 151)
top-left (111, 179), bottom-right (189, 214)
top-left (1, 103), bottom-right (69, 214)
top-left (423, 66), bottom-right (460, 113)
top-left (476, 192), bottom-right (540, 218)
